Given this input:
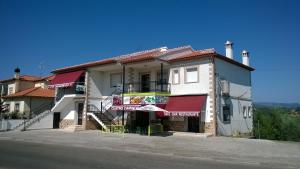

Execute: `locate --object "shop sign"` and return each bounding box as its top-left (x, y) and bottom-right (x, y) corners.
top-left (164, 111), bottom-right (199, 117)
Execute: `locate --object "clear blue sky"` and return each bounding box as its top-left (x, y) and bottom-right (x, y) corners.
top-left (0, 0), bottom-right (299, 103)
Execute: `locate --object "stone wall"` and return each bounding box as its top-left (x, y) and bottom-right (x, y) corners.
top-left (59, 119), bottom-right (74, 129)
top-left (86, 117), bottom-right (101, 130)
top-left (168, 121), bottom-right (185, 131)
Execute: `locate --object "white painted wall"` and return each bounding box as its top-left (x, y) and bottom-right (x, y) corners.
top-left (27, 111), bottom-right (53, 130)
top-left (215, 58), bottom-right (253, 136)
top-left (7, 83), bottom-right (15, 94)
top-left (169, 58), bottom-right (210, 95)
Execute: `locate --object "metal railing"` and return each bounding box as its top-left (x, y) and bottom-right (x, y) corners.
top-left (124, 81), bottom-right (170, 93)
top-left (55, 82), bottom-right (85, 102)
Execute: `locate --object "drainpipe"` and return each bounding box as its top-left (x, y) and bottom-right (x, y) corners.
top-left (122, 65), bottom-right (125, 125)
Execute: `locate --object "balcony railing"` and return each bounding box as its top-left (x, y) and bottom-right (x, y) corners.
top-left (124, 81), bottom-right (170, 93)
top-left (55, 82), bottom-right (85, 102)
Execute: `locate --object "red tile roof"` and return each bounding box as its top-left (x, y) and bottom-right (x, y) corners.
top-left (3, 87), bottom-right (55, 98)
top-left (51, 59), bottom-right (116, 73)
top-left (165, 49), bottom-right (216, 62)
top-left (118, 50), bottom-right (162, 64)
top-left (51, 46), bottom-right (254, 73)
top-left (0, 75), bottom-right (54, 83)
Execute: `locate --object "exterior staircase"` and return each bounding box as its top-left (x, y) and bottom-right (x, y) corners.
top-left (87, 96), bottom-right (116, 130)
top-left (13, 110), bottom-right (51, 131)
top-left (64, 125), bottom-right (84, 132)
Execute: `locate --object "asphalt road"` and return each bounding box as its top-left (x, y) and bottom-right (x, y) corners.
top-left (0, 140), bottom-right (271, 169)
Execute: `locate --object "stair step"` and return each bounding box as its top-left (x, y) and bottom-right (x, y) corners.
top-left (64, 125), bottom-right (84, 132)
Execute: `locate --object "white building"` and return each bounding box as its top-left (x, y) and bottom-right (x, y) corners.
top-left (49, 41), bottom-right (254, 136)
top-left (0, 68), bottom-right (55, 119)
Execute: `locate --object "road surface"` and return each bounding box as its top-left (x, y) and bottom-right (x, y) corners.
top-left (0, 140), bottom-right (272, 169)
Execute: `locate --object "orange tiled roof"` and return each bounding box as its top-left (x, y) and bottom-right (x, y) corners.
top-left (20, 75), bottom-right (41, 81)
top-left (3, 87), bottom-right (55, 98)
top-left (0, 75), bottom-right (54, 83)
top-left (165, 49), bottom-right (216, 62)
top-left (51, 46), bottom-right (254, 73)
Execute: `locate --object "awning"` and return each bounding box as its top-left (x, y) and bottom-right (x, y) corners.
top-left (136, 105), bottom-right (168, 112)
top-left (48, 70), bottom-right (84, 88)
top-left (164, 95), bottom-right (207, 117)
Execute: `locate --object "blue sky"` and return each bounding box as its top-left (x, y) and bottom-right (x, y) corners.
top-left (0, 0), bottom-right (299, 103)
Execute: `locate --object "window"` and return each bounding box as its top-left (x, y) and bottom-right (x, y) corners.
top-left (14, 103), bottom-right (20, 112)
top-left (223, 105), bottom-right (230, 122)
top-left (185, 67), bottom-right (198, 83)
top-left (8, 87), bottom-right (13, 95)
top-left (5, 104), bottom-right (10, 112)
top-left (172, 69), bottom-right (180, 84)
top-left (110, 73), bottom-right (122, 88)
top-left (243, 106), bottom-right (247, 118)
top-left (248, 106), bottom-right (252, 118)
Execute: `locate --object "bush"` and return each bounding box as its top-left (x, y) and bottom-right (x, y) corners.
top-left (253, 107), bottom-right (300, 141)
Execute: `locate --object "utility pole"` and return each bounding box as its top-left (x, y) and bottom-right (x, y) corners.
top-left (122, 65), bottom-right (125, 125)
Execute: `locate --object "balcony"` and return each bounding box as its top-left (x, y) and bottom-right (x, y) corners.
top-left (55, 82), bottom-right (85, 102)
top-left (124, 81), bottom-right (170, 94)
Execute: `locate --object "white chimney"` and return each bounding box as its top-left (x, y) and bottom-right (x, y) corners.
top-left (160, 47), bottom-right (168, 52)
top-left (14, 67), bottom-right (20, 79)
top-left (225, 40), bottom-right (233, 59)
top-left (242, 50), bottom-right (250, 66)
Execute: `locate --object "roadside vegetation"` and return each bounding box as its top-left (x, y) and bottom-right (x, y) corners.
top-left (253, 106), bottom-right (300, 142)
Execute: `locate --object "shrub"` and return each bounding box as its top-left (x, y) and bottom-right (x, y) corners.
top-left (253, 107), bottom-right (300, 141)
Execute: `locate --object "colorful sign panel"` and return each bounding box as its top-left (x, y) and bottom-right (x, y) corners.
top-left (112, 95), bottom-right (168, 105)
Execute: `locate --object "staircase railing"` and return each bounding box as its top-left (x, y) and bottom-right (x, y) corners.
top-left (87, 113), bottom-right (108, 130)
top-left (87, 103), bottom-right (115, 124)
top-left (12, 103), bottom-right (53, 131)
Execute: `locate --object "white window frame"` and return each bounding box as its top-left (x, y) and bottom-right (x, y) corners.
top-left (184, 66), bottom-right (199, 83)
top-left (8, 87), bottom-right (13, 95)
top-left (5, 103), bottom-right (10, 112)
top-left (172, 69), bottom-right (180, 84)
top-left (248, 106), bottom-right (252, 118)
top-left (110, 73), bottom-right (122, 88)
top-left (14, 103), bottom-right (20, 112)
top-left (243, 106), bottom-right (247, 118)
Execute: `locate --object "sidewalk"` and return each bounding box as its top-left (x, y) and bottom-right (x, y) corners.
top-left (1, 129), bottom-right (300, 169)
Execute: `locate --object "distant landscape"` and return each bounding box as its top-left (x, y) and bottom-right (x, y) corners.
top-left (253, 102), bottom-right (300, 142)
top-left (254, 102), bottom-right (300, 109)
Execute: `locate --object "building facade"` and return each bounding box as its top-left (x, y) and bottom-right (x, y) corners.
top-left (0, 68), bottom-right (55, 119)
top-left (49, 41), bottom-right (254, 136)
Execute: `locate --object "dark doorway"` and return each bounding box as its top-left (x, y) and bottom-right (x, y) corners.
top-left (188, 117), bottom-right (199, 132)
top-left (77, 102), bottom-right (84, 125)
top-left (141, 74), bottom-right (150, 92)
top-left (135, 111), bottom-right (149, 134)
top-left (53, 112), bottom-right (60, 129)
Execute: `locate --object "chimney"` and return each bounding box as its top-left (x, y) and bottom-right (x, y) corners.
top-left (242, 50), bottom-right (250, 66)
top-left (14, 67), bottom-right (20, 93)
top-left (14, 67), bottom-right (20, 79)
top-left (160, 47), bottom-right (168, 52)
top-left (225, 40), bottom-right (234, 59)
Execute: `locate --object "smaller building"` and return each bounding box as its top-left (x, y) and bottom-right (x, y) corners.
top-left (0, 68), bottom-right (55, 119)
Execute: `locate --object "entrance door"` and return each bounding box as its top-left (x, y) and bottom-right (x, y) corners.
top-left (77, 103), bottom-right (84, 125)
top-left (135, 111), bottom-right (149, 134)
top-left (188, 117), bottom-right (199, 132)
top-left (141, 74), bottom-right (150, 92)
top-left (53, 112), bottom-right (60, 129)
